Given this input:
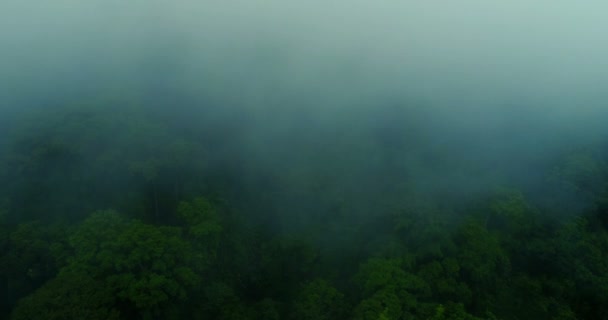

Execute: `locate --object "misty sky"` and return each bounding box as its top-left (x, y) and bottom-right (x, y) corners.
top-left (3, 1), bottom-right (607, 103)
top-left (1, 0), bottom-right (607, 158)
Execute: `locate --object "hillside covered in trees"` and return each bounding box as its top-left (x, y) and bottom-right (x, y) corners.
top-left (3, 1), bottom-right (608, 319)
top-left (1, 95), bottom-right (608, 320)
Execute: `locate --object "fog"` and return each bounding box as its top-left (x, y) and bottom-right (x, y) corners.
top-left (4, 1), bottom-right (608, 319)
top-left (1, 0), bottom-right (608, 223)
top-left (4, 1), bottom-right (608, 102)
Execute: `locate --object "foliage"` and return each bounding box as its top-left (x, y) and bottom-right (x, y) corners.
top-left (2, 103), bottom-right (608, 320)
top-left (290, 279), bottom-right (345, 320)
top-left (10, 270), bottom-right (120, 320)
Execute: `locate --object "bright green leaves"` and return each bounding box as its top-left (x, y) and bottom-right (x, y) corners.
top-left (14, 206), bottom-right (216, 319)
top-left (69, 212), bottom-right (201, 314)
top-left (354, 289), bottom-right (402, 320)
top-left (427, 303), bottom-right (482, 320)
top-left (9, 198), bottom-right (224, 319)
top-left (356, 258), bottom-right (408, 295)
top-left (354, 258), bottom-right (430, 320)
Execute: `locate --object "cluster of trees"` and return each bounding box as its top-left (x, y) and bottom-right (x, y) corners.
top-left (1, 98), bottom-right (608, 319)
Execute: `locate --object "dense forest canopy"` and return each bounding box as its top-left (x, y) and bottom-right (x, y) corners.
top-left (2, 1), bottom-right (608, 319)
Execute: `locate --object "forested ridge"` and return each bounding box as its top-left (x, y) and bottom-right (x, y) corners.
top-left (1, 94), bottom-right (608, 320)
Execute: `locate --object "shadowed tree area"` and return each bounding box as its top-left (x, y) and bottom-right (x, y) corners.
top-left (1, 98), bottom-right (608, 320)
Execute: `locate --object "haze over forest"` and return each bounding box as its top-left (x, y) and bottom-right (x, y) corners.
top-left (1, 1), bottom-right (608, 319)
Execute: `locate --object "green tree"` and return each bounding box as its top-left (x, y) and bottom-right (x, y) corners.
top-left (0, 222), bottom-right (69, 316)
top-left (427, 303), bottom-right (483, 320)
top-left (290, 279), bottom-right (345, 320)
top-left (10, 270), bottom-right (119, 320)
top-left (453, 222), bottom-right (510, 313)
top-left (13, 210), bottom-right (209, 319)
top-left (70, 211), bottom-right (201, 318)
top-left (353, 258), bottom-right (430, 320)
